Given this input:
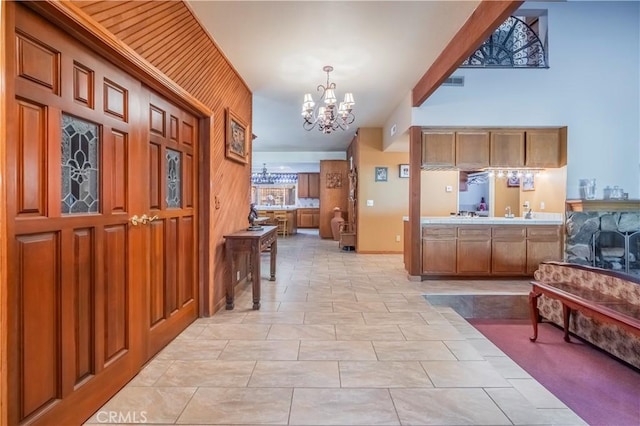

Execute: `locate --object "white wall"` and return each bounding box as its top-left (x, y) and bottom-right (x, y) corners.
top-left (413, 1), bottom-right (640, 199)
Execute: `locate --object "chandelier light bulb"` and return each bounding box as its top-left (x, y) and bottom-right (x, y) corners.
top-left (324, 88), bottom-right (336, 105)
top-left (343, 92), bottom-right (355, 106)
top-left (497, 170), bottom-right (504, 178)
top-left (516, 171), bottom-right (523, 178)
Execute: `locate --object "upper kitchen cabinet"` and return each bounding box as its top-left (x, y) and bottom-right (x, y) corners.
top-left (525, 127), bottom-right (567, 167)
top-left (490, 130), bottom-right (525, 167)
top-left (456, 131), bottom-right (490, 169)
top-left (422, 131), bottom-right (455, 167)
top-left (297, 173), bottom-right (320, 198)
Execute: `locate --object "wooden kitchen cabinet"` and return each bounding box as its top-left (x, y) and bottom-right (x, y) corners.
top-left (422, 131), bottom-right (455, 168)
top-left (297, 173), bottom-right (320, 198)
top-left (525, 128), bottom-right (567, 167)
top-left (422, 226), bottom-right (456, 274)
top-left (297, 208), bottom-right (319, 228)
top-left (490, 130), bottom-right (525, 167)
top-left (491, 226), bottom-right (527, 275)
top-left (456, 131), bottom-right (490, 169)
top-left (456, 226), bottom-right (491, 275)
top-left (526, 226), bottom-right (562, 274)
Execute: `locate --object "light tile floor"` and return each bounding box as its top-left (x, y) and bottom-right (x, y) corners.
top-left (87, 230), bottom-right (586, 425)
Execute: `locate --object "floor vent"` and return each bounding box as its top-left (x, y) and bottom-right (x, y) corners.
top-left (442, 76), bottom-right (465, 87)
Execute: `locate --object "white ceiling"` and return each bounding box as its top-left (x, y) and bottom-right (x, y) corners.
top-left (186, 1), bottom-right (481, 172)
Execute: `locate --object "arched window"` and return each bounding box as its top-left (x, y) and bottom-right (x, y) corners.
top-left (461, 16), bottom-right (548, 68)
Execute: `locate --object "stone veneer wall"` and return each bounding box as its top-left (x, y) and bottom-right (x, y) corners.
top-left (566, 211), bottom-right (640, 267)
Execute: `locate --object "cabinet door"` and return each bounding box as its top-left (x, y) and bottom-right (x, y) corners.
top-left (422, 131), bottom-right (455, 167)
top-left (490, 131), bottom-right (524, 167)
top-left (299, 212), bottom-right (314, 228)
top-left (456, 131), bottom-right (490, 169)
top-left (456, 227), bottom-right (491, 275)
top-left (526, 226), bottom-right (562, 274)
top-left (491, 226), bottom-right (527, 274)
top-left (308, 173), bottom-right (320, 198)
top-left (525, 129), bottom-right (564, 167)
top-left (422, 239), bottom-right (457, 274)
top-left (298, 173), bottom-right (309, 198)
top-left (312, 212), bottom-right (321, 228)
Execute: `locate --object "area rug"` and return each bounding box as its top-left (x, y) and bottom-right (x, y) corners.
top-left (469, 319), bottom-right (640, 426)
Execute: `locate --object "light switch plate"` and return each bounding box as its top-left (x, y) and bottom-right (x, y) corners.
top-left (445, 186), bottom-right (453, 192)
top-left (366, 200), bottom-right (374, 207)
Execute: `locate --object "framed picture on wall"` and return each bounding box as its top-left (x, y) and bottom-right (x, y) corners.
top-left (522, 175), bottom-right (535, 191)
top-left (399, 164), bottom-right (410, 178)
top-left (375, 167), bottom-right (388, 182)
top-left (225, 108), bottom-right (249, 164)
top-left (507, 176), bottom-right (520, 187)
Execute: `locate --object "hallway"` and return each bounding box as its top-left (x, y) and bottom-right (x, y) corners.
top-left (86, 230), bottom-right (585, 425)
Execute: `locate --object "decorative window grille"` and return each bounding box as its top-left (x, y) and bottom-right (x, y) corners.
top-left (461, 16), bottom-right (547, 68)
top-left (166, 149), bottom-right (181, 208)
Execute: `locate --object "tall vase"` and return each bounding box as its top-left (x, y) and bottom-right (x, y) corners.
top-left (330, 208), bottom-right (344, 241)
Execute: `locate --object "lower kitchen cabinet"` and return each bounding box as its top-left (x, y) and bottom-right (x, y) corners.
top-left (456, 227), bottom-right (491, 275)
top-left (492, 226), bottom-right (527, 275)
top-left (297, 208), bottom-right (320, 228)
top-left (526, 226), bottom-right (562, 274)
top-left (422, 227), bottom-right (456, 274)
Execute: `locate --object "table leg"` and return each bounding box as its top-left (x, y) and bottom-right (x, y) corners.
top-left (270, 239), bottom-right (277, 281)
top-left (225, 243), bottom-right (235, 310)
top-left (529, 290), bottom-right (541, 342)
top-left (562, 304), bottom-right (571, 342)
top-left (251, 242), bottom-right (261, 310)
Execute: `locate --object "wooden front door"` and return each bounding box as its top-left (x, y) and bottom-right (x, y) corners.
top-left (144, 91), bottom-right (199, 358)
top-left (6, 4), bottom-right (199, 425)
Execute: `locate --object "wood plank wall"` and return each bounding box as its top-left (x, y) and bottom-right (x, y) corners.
top-left (319, 160), bottom-right (349, 239)
top-left (0, 1), bottom-right (7, 423)
top-left (72, 1), bottom-right (253, 314)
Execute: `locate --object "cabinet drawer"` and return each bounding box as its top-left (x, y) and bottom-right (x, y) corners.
top-left (492, 226), bottom-right (526, 239)
top-left (527, 226), bottom-right (560, 239)
top-left (422, 227), bottom-right (456, 238)
top-left (457, 227), bottom-right (491, 239)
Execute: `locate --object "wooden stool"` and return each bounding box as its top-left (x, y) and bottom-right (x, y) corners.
top-left (273, 211), bottom-right (288, 237)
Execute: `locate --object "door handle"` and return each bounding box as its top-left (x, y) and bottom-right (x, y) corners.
top-left (130, 215), bottom-right (142, 226)
top-left (148, 215), bottom-right (159, 223)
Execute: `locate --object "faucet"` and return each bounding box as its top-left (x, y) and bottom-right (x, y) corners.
top-left (505, 206), bottom-right (514, 218)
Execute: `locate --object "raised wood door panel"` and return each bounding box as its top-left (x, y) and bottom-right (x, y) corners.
top-left (455, 131), bottom-right (490, 169)
top-left (525, 129), bottom-right (564, 167)
top-left (297, 173), bottom-right (309, 198)
top-left (312, 212), bottom-right (321, 228)
top-left (145, 90), bottom-right (198, 358)
top-left (308, 173), bottom-right (320, 198)
top-left (422, 239), bottom-right (456, 274)
top-left (526, 226), bottom-right (562, 274)
top-left (456, 227), bottom-right (491, 275)
top-left (8, 5), bottom-right (145, 424)
top-left (491, 226), bottom-right (526, 274)
top-left (490, 131), bottom-right (525, 167)
top-left (299, 211), bottom-right (314, 228)
top-left (422, 131), bottom-right (455, 167)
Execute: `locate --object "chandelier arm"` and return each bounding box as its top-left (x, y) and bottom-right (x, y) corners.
top-left (302, 66), bottom-right (354, 134)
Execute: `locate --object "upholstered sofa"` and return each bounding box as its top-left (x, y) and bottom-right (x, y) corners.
top-left (533, 261), bottom-right (640, 369)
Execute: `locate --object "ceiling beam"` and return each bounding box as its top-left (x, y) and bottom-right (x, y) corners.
top-left (412, 0), bottom-right (523, 107)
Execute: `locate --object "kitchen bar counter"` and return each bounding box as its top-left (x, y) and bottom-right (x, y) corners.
top-left (403, 215), bottom-right (564, 278)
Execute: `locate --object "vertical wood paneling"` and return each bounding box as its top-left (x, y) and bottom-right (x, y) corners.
top-left (149, 220), bottom-right (164, 326)
top-left (180, 216), bottom-right (193, 305)
top-left (17, 232), bottom-right (60, 420)
top-left (110, 130), bottom-right (127, 212)
top-left (165, 217), bottom-right (178, 314)
top-left (73, 229), bottom-right (94, 384)
top-left (17, 100), bottom-right (46, 216)
top-left (103, 225), bottom-right (127, 364)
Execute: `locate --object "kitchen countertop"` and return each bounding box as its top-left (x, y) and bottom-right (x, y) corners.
top-left (255, 206), bottom-right (298, 211)
top-left (403, 215), bottom-right (563, 225)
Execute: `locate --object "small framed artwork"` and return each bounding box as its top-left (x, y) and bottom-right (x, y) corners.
top-left (507, 176), bottom-right (520, 187)
top-left (522, 175), bottom-right (535, 191)
top-left (225, 108), bottom-right (249, 164)
top-left (399, 164), bottom-right (410, 178)
top-left (326, 172), bottom-right (342, 188)
top-left (375, 166), bottom-right (388, 182)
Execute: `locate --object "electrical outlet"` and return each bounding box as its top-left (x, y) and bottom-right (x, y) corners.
top-left (367, 200), bottom-right (374, 207)
top-left (540, 201), bottom-right (545, 210)
top-left (395, 235), bottom-right (401, 242)
top-left (445, 185), bottom-right (453, 192)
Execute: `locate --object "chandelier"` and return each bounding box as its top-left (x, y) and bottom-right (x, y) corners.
top-left (252, 163), bottom-right (274, 184)
top-left (301, 65), bottom-right (355, 134)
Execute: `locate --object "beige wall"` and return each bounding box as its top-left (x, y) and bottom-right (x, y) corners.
top-left (420, 171), bottom-right (458, 216)
top-left (519, 167), bottom-right (567, 214)
top-left (357, 128), bottom-right (409, 253)
top-left (494, 180), bottom-right (521, 217)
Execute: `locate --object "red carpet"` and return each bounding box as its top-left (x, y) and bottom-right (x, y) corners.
top-left (469, 319), bottom-right (640, 426)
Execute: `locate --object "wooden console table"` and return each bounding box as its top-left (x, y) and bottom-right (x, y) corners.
top-left (529, 280), bottom-right (640, 342)
top-left (224, 226), bottom-right (277, 310)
